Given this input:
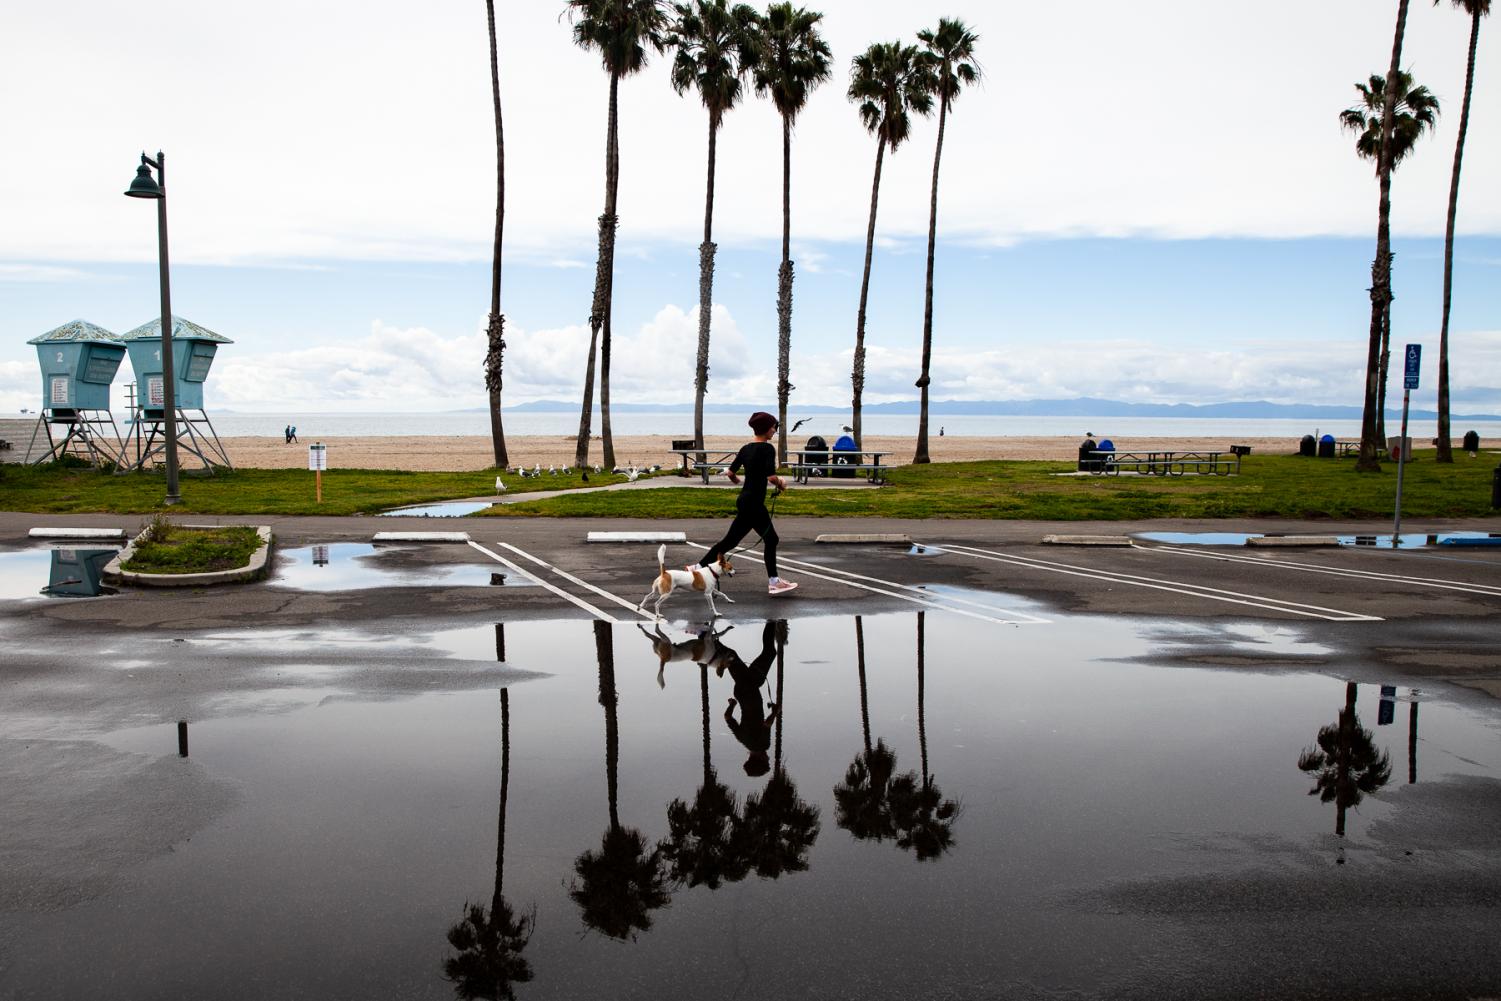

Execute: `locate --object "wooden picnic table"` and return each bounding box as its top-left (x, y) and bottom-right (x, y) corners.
top-left (669, 448), bottom-right (744, 484)
top-left (1090, 449), bottom-right (1237, 476)
top-left (788, 449), bottom-right (888, 484)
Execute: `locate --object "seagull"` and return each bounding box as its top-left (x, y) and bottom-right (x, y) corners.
top-left (562, 466), bottom-right (571, 475)
top-left (594, 465), bottom-right (602, 474)
top-left (840, 425), bottom-right (854, 434)
top-left (649, 464), bottom-right (660, 473)
top-left (790, 418), bottom-right (811, 433)
top-left (495, 476), bottom-right (506, 494)
top-left (626, 467), bottom-right (641, 482)
top-left (532, 463), bottom-right (541, 477)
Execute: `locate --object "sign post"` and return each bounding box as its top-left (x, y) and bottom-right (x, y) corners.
top-left (1392, 344), bottom-right (1420, 548)
top-left (308, 442), bottom-right (328, 503)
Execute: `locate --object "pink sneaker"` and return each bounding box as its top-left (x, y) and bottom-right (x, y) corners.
top-left (767, 579), bottom-right (799, 596)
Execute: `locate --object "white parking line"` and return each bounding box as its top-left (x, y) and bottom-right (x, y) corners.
top-left (934, 542), bottom-right (1382, 622)
top-left (1141, 543), bottom-right (1501, 599)
top-left (773, 550), bottom-right (1051, 624)
top-left (466, 541), bottom-right (621, 623)
top-left (491, 541), bottom-right (657, 620)
top-left (688, 540), bottom-right (1043, 627)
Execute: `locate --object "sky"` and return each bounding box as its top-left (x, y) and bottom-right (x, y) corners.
top-left (2, 0), bottom-right (1499, 415)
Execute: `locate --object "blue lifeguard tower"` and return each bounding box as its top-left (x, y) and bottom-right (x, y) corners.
top-left (121, 315), bottom-right (234, 471)
top-left (24, 320), bottom-right (127, 466)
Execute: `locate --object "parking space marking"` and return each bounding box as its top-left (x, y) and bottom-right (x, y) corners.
top-left (688, 540), bottom-right (1044, 627)
top-left (1142, 544), bottom-right (1501, 599)
top-left (467, 541), bottom-right (621, 623)
top-left (491, 541), bottom-right (656, 620)
top-left (934, 542), bottom-right (1383, 622)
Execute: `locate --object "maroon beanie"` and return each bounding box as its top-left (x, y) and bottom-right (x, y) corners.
top-left (748, 411), bottom-right (778, 435)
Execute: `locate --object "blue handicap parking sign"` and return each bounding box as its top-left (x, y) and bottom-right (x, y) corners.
top-left (1404, 343), bottom-right (1421, 390)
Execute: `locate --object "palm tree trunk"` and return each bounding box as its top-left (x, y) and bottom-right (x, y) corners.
top-left (694, 115), bottom-right (720, 451)
top-left (852, 137), bottom-right (887, 449)
top-left (594, 621), bottom-right (620, 831)
top-left (1377, 310), bottom-right (1390, 443)
top-left (576, 75), bottom-right (621, 469)
top-left (916, 611), bottom-right (928, 790)
top-left (1336, 681), bottom-right (1357, 837)
top-left (600, 74), bottom-right (622, 471)
top-left (484, 0), bottom-right (508, 469)
top-left (776, 115), bottom-right (794, 464)
top-left (1436, 9), bottom-right (1481, 464)
top-left (1357, 0), bottom-right (1411, 472)
top-left (700, 664), bottom-right (712, 784)
top-left (914, 95), bottom-right (949, 465)
top-left (855, 615), bottom-right (870, 754)
top-left (493, 687), bottom-right (510, 912)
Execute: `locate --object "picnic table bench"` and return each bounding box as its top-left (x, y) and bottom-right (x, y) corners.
top-left (669, 446), bottom-right (746, 484)
top-left (1090, 448), bottom-right (1241, 476)
top-left (788, 449), bottom-right (888, 484)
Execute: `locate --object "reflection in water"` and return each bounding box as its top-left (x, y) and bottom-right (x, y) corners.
top-left (1298, 681), bottom-right (1393, 839)
top-left (737, 622), bottom-right (820, 879)
top-left (658, 661), bottom-right (748, 890)
top-left (890, 612), bottom-right (960, 861)
top-left (43, 548), bottom-right (118, 597)
top-left (571, 622), bottom-right (671, 940)
top-left (835, 617), bottom-right (902, 844)
top-left (444, 643), bottom-right (535, 999)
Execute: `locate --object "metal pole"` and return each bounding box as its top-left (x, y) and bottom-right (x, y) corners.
top-left (1392, 385), bottom-right (1411, 547)
top-left (155, 151), bottom-right (181, 505)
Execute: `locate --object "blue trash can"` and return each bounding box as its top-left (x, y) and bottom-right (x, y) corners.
top-left (832, 434), bottom-right (857, 478)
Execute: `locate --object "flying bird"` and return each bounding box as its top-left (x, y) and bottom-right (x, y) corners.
top-left (790, 418), bottom-right (811, 433)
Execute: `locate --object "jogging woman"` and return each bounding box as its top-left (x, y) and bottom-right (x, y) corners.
top-left (695, 411), bottom-right (798, 595)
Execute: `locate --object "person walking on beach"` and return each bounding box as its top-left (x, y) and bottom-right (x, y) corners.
top-left (284, 425), bottom-right (291, 444)
top-left (695, 411), bottom-right (797, 595)
top-left (290, 425), bottom-right (298, 444)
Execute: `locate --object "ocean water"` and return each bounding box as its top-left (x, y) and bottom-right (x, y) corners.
top-left (10, 411), bottom-right (1501, 441)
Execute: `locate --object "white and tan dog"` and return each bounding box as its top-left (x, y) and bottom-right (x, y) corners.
top-left (639, 544), bottom-right (734, 618)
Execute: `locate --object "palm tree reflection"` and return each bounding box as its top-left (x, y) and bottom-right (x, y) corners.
top-left (736, 620), bottom-right (820, 878)
top-left (659, 661), bottom-right (748, 889)
top-left (443, 680), bottom-right (535, 1000)
top-left (571, 621), bottom-right (671, 940)
top-left (1298, 681), bottom-right (1393, 838)
top-left (889, 612), bottom-right (959, 860)
top-left (834, 616), bottom-right (902, 843)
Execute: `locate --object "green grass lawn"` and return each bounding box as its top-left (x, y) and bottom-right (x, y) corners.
top-left (1, 452), bottom-right (1495, 521)
top-left (122, 522), bottom-right (265, 574)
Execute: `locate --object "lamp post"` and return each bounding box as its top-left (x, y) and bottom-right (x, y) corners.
top-left (124, 151), bottom-right (181, 505)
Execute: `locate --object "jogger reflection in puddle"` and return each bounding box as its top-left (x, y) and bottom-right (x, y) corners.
top-left (720, 620), bottom-right (783, 777)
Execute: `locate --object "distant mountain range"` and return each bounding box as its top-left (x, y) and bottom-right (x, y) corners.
top-left (505, 397), bottom-right (1500, 420)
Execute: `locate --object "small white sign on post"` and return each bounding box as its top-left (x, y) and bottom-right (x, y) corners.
top-left (308, 442), bottom-right (328, 503)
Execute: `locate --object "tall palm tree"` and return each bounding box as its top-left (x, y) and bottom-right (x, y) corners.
top-left (482, 0), bottom-right (509, 469)
top-left (1353, 0), bottom-right (1416, 472)
top-left (751, 3), bottom-right (832, 462)
top-left (443, 688), bottom-right (535, 1000)
top-left (668, 0), bottom-right (759, 452)
top-left (911, 19), bottom-right (979, 465)
top-left (1298, 682), bottom-right (1392, 837)
top-left (736, 620), bottom-right (820, 877)
top-left (567, 0), bottom-right (669, 470)
top-left (571, 621), bottom-right (671, 939)
top-left (890, 612), bottom-right (959, 860)
top-left (659, 662), bottom-right (750, 889)
top-left (847, 42), bottom-right (935, 448)
top-left (1342, 69), bottom-right (1440, 449)
top-left (1434, 0), bottom-right (1490, 463)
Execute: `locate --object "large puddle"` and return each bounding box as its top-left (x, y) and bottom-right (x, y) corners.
top-left (1137, 530), bottom-right (1501, 548)
top-left (271, 543), bottom-right (532, 591)
top-left (3, 610), bottom-right (1499, 998)
top-left (379, 501), bottom-right (498, 518)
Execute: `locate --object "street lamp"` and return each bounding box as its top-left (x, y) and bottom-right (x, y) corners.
top-left (124, 151), bottom-right (181, 505)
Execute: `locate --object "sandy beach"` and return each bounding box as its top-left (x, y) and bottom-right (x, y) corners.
top-left (218, 434), bottom-right (1307, 471)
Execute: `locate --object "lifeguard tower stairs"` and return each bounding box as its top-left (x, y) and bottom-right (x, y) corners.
top-left (24, 320), bottom-right (128, 467)
top-left (119, 316), bottom-right (234, 473)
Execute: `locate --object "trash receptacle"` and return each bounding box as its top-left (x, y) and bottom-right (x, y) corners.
top-left (1463, 429), bottom-right (1480, 454)
top-left (1077, 437), bottom-right (1098, 471)
top-left (804, 435), bottom-right (829, 476)
top-left (1299, 434), bottom-right (1316, 457)
top-left (1317, 434), bottom-right (1335, 458)
top-left (832, 434), bottom-right (857, 478)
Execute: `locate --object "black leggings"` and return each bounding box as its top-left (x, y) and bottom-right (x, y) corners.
top-left (701, 503), bottom-right (778, 577)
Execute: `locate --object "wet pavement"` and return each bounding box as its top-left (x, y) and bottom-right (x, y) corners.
top-left (2, 513), bottom-right (1500, 998)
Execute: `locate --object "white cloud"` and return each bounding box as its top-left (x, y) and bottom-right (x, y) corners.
top-left (2, 1), bottom-right (1498, 267)
top-left (0, 264), bottom-right (99, 283)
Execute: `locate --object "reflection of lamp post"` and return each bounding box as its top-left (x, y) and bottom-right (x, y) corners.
top-left (124, 151), bottom-right (180, 505)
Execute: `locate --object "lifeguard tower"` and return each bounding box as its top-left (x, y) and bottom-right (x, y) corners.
top-left (24, 320), bottom-right (127, 466)
top-left (120, 315), bottom-right (234, 471)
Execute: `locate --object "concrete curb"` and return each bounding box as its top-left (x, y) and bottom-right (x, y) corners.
top-left (587, 531), bottom-right (687, 543)
top-left (372, 531), bottom-right (471, 543)
top-left (28, 527), bottom-right (126, 540)
top-left (105, 525), bottom-right (273, 588)
top-left (1245, 536), bottom-right (1341, 547)
top-left (815, 533), bottom-right (912, 544)
top-left (1042, 534), bottom-right (1133, 546)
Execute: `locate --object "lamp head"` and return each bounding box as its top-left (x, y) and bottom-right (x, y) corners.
top-left (124, 161), bottom-right (162, 199)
